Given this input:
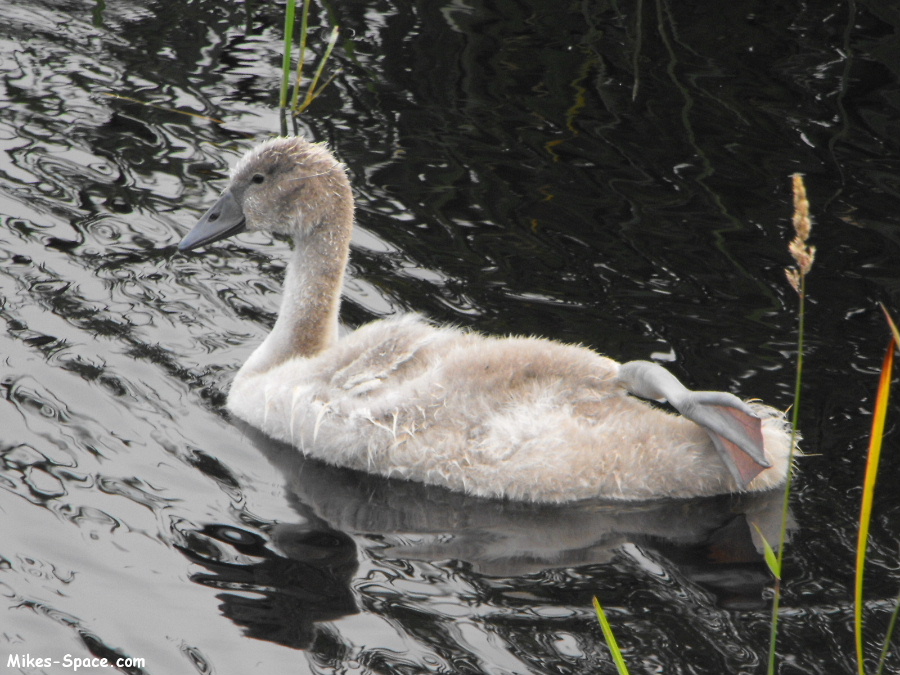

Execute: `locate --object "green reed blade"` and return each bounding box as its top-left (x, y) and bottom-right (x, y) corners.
top-left (298, 25), bottom-right (340, 113)
top-left (876, 589), bottom-right (900, 675)
top-left (754, 524), bottom-right (781, 580)
top-left (279, 0), bottom-right (297, 109)
top-left (593, 596), bottom-right (631, 675)
top-left (289, 0), bottom-right (313, 111)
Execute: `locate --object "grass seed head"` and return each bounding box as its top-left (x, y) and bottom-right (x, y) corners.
top-left (787, 173), bottom-right (815, 294)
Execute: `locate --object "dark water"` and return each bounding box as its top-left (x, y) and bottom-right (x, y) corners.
top-left (2, 0), bottom-right (899, 673)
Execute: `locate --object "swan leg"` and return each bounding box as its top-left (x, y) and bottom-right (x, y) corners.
top-left (617, 360), bottom-right (771, 489)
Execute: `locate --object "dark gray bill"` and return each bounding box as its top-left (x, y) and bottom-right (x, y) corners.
top-left (179, 189), bottom-right (247, 252)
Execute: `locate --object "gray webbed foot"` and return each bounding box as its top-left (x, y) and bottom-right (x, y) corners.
top-left (617, 360), bottom-right (770, 489)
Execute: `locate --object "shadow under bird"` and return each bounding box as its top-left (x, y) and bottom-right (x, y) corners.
top-left (177, 136), bottom-right (794, 503)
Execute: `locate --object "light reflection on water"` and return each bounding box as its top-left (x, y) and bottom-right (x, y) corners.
top-left (2, 0), bottom-right (900, 673)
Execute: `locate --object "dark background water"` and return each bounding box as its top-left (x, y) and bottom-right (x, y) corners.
top-left (1, 0), bottom-right (899, 673)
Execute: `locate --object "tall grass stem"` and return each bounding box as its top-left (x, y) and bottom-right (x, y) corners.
top-left (279, 0), bottom-right (297, 109)
top-left (289, 0), bottom-right (312, 111)
top-left (768, 173), bottom-right (814, 674)
top-left (876, 590), bottom-right (900, 675)
top-left (297, 26), bottom-right (340, 113)
top-left (766, 274), bottom-right (804, 675)
top-left (280, 0), bottom-right (339, 116)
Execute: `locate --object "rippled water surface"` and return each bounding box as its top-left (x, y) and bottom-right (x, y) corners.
top-left (2, 0), bottom-right (900, 673)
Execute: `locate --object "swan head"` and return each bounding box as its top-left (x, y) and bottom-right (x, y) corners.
top-left (179, 136), bottom-right (353, 251)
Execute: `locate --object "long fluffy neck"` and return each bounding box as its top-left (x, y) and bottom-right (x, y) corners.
top-left (237, 228), bottom-right (349, 378)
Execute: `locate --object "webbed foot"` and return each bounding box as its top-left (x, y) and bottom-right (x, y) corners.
top-left (617, 360), bottom-right (770, 489)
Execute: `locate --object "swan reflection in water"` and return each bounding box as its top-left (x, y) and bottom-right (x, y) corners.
top-left (177, 422), bottom-right (793, 648)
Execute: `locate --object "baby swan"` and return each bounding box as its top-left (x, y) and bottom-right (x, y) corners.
top-left (178, 137), bottom-right (793, 503)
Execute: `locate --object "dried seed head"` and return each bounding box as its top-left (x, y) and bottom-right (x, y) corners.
top-left (792, 174), bottom-right (811, 242)
top-left (786, 173), bottom-right (815, 295)
top-left (785, 268), bottom-right (801, 294)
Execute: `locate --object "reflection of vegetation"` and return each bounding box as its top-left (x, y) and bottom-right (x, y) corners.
top-left (101, 93), bottom-right (225, 125)
top-left (279, 0), bottom-right (340, 117)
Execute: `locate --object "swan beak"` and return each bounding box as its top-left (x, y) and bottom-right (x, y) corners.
top-left (179, 189), bottom-right (247, 252)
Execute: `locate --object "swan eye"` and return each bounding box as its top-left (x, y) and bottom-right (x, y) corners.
top-left (251, 174), bottom-right (265, 184)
